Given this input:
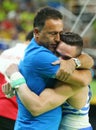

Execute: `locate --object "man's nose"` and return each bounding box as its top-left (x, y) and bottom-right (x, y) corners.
top-left (55, 33), bottom-right (60, 42)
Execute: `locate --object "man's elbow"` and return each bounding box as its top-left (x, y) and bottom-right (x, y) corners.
top-left (29, 104), bottom-right (44, 116)
top-left (81, 78), bottom-right (92, 87)
top-left (31, 111), bottom-right (41, 116)
top-left (81, 71), bottom-right (92, 87)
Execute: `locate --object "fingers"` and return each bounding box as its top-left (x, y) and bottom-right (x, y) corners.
top-left (5, 91), bottom-right (15, 98)
top-left (2, 83), bottom-right (15, 98)
top-left (2, 83), bottom-right (11, 95)
top-left (55, 59), bottom-right (76, 81)
top-left (52, 58), bottom-right (62, 65)
top-left (52, 60), bottom-right (60, 65)
top-left (56, 70), bottom-right (70, 81)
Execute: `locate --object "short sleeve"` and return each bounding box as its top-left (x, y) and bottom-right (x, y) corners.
top-left (33, 51), bottom-right (60, 78)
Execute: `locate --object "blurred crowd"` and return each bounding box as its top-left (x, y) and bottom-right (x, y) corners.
top-left (0, 0), bottom-right (96, 48)
top-left (0, 0), bottom-right (36, 42)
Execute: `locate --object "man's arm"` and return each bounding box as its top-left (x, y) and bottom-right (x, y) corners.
top-left (77, 53), bottom-right (94, 69)
top-left (15, 83), bottom-right (82, 116)
top-left (3, 53), bottom-right (93, 116)
top-left (64, 69), bottom-right (92, 87)
top-left (3, 66), bottom-right (92, 116)
top-left (56, 53), bottom-right (94, 81)
top-left (15, 69), bottom-right (91, 116)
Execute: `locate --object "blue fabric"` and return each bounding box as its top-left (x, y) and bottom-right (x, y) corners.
top-left (79, 126), bottom-right (93, 130)
top-left (15, 38), bottom-right (62, 130)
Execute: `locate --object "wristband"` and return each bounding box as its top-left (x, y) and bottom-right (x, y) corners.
top-left (10, 78), bottom-right (26, 88)
top-left (10, 72), bottom-right (26, 89)
top-left (10, 72), bottom-right (24, 81)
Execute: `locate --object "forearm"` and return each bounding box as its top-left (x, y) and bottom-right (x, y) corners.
top-left (64, 69), bottom-right (92, 87)
top-left (16, 85), bottom-right (65, 116)
top-left (9, 68), bottom-right (92, 116)
top-left (55, 53), bottom-right (94, 82)
top-left (16, 81), bottom-right (86, 116)
top-left (78, 53), bottom-right (94, 69)
top-left (5, 64), bottom-right (92, 116)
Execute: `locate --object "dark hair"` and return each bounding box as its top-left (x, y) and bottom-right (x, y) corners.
top-left (33, 6), bottom-right (63, 31)
top-left (25, 30), bottom-right (33, 41)
top-left (60, 32), bottom-right (83, 56)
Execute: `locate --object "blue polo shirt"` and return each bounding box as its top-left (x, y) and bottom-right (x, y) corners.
top-left (15, 38), bottom-right (62, 130)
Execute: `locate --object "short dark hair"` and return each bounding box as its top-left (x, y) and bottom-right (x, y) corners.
top-left (25, 30), bottom-right (33, 41)
top-left (33, 6), bottom-right (63, 31)
top-left (60, 32), bottom-right (83, 56)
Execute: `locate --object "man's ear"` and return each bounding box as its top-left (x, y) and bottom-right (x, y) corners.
top-left (34, 28), bottom-right (40, 38)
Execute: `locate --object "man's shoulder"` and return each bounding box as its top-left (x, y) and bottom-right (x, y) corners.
top-left (25, 43), bottom-right (58, 61)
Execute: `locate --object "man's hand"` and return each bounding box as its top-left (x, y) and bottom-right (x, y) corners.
top-left (2, 82), bottom-right (15, 98)
top-left (52, 59), bottom-right (76, 81)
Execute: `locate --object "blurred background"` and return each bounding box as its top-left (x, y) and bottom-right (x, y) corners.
top-left (0, 0), bottom-right (96, 129)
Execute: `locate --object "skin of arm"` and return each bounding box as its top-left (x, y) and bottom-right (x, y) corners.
top-left (77, 53), bottom-right (94, 69)
top-left (4, 53), bottom-right (93, 116)
top-left (56, 53), bottom-right (94, 81)
top-left (16, 69), bottom-right (92, 116)
top-left (64, 69), bottom-right (92, 87)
